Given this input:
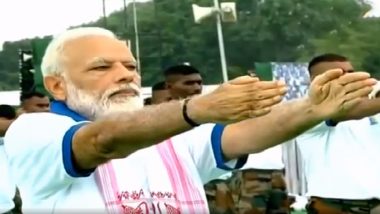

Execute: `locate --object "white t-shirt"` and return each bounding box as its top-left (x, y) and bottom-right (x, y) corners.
top-left (4, 101), bottom-right (247, 213)
top-left (0, 138), bottom-right (15, 213)
top-left (216, 146), bottom-right (284, 180)
top-left (296, 114), bottom-right (380, 199)
top-left (241, 146), bottom-right (284, 170)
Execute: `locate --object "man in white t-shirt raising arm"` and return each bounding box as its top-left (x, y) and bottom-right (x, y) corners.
top-left (296, 53), bottom-right (380, 214)
top-left (4, 28), bottom-right (376, 213)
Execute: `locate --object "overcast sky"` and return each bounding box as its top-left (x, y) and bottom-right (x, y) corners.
top-left (0, 0), bottom-right (379, 46)
top-left (0, 0), bottom-right (149, 44)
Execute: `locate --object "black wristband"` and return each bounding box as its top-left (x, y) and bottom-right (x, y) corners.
top-left (182, 98), bottom-right (200, 127)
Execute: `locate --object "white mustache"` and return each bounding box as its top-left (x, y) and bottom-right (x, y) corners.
top-left (103, 84), bottom-right (141, 98)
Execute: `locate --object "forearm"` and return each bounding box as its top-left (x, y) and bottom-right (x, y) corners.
top-left (74, 100), bottom-right (197, 168)
top-left (0, 119), bottom-right (14, 136)
top-left (222, 98), bottom-right (323, 159)
top-left (332, 98), bottom-right (380, 122)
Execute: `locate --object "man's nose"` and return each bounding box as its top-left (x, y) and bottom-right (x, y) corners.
top-left (114, 63), bottom-right (139, 84)
top-left (193, 83), bottom-right (202, 94)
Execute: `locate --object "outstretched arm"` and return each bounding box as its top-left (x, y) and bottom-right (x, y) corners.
top-left (221, 69), bottom-right (376, 160)
top-left (72, 77), bottom-right (285, 171)
top-left (222, 98), bottom-right (319, 159)
top-left (331, 98), bottom-right (380, 122)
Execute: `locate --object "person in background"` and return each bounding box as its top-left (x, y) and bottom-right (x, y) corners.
top-left (19, 91), bottom-right (50, 113)
top-left (143, 97), bottom-right (152, 106)
top-left (296, 53), bottom-right (380, 214)
top-left (151, 81), bottom-right (171, 104)
top-left (164, 64), bottom-right (203, 99)
top-left (0, 105), bottom-right (21, 214)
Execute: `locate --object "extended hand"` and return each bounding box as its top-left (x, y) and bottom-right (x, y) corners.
top-left (189, 76), bottom-right (287, 124)
top-left (308, 69), bottom-right (377, 119)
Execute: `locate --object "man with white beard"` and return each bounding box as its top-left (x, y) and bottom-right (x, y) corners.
top-left (3, 27), bottom-right (377, 213)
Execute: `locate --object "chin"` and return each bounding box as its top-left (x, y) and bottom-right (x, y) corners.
top-left (106, 96), bottom-right (144, 114)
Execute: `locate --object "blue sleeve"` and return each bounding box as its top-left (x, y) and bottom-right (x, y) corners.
top-left (62, 122), bottom-right (95, 177)
top-left (211, 124), bottom-right (248, 170)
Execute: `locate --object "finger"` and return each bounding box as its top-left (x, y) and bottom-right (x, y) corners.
top-left (249, 107), bottom-right (272, 118)
top-left (342, 78), bottom-right (378, 94)
top-left (369, 82), bottom-right (380, 99)
top-left (312, 69), bottom-right (343, 86)
top-left (245, 96), bottom-right (283, 118)
top-left (251, 87), bottom-right (287, 100)
top-left (338, 72), bottom-right (372, 85)
top-left (253, 95), bottom-right (284, 108)
top-left (229, 76), bottom-right (259, 85)
top-left (344, 86), bottom-right (373, 101)
top-left (251, 80), bottom-right (287, 90)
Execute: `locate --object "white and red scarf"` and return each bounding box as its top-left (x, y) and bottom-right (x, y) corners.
top-left (95, 139), bottom-right (208, 214)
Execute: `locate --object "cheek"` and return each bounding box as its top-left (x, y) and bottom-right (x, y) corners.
top-left (134, 75), bottom-right (142, 87)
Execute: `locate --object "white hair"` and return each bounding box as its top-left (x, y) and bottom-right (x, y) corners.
top-left (41, 27), bottom-right (116, 77)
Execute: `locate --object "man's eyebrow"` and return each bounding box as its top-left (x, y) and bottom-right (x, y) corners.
top-left (87, 57), bottom-right (137, 66)
top-left (87, 57), bottom-right (109, 66)
top-left (121, 60), bottom-right (137, 64)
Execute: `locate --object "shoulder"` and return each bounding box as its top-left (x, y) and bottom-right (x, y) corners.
top-left (7, 112), bottom-right (76, 134)
top-left (4, 113), bottom-right (79, 148)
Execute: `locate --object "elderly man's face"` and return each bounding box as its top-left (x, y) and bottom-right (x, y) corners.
top-left (56, 35), bottom-right (143, 119)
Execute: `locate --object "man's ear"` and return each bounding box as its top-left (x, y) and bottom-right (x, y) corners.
top-left (44, 76), bottom-right (67, 101)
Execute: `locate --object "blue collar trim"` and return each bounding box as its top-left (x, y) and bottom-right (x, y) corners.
top-left (50, 100), bottom-right (88, 122)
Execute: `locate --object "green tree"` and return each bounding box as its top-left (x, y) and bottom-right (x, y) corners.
top-left (0, 0), bottom-right (379, 91)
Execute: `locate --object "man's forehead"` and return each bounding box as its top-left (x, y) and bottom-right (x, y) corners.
top-left (64, 36), bottom-right (134, 64)
top-left (176, 73), bottom-right (202, 81)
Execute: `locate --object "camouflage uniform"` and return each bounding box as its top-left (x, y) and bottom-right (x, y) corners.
top-left (204, 178), bottom-right (236, 214)
top-left (306, 197), bottom-right (380, 214)
top-left (205, 169), bottom-right (292, 214)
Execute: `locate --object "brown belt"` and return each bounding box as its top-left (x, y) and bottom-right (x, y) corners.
top-left (312, 196), bottom-right (380, 209)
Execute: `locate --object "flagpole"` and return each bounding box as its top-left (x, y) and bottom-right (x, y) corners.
top-left (133, 0), bottom-right (141, 74)
top-left (102, 0), bottom-right (107, 27)
top-left (213, 0), bottom-right (228, 82)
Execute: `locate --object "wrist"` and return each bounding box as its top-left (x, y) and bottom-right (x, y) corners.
top-left (185, 96), bottom-right (208, 125)
top-left (300, 97), bottom-right (326, 122)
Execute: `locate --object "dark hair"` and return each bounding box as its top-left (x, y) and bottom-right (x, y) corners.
top-left (20, 91), bottom-right (47, 102)
top-left (0, 104), bottom-right (16, 120)
top-left (152, 81), bottom-right (166, 91)
top-left (144, 97), bottom-right (152, 105)
top-left (308, 53), bottom-right (348, 72)
top-left (164, 65), bottom-right (200, 77)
